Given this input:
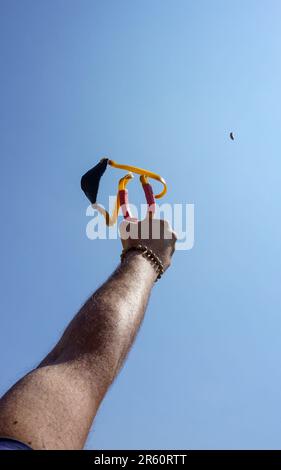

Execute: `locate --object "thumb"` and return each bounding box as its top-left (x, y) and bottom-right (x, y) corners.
top-left (119, 219), bottom-right (130, 240)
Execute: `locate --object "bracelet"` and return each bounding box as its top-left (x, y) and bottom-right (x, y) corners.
top-left (120, 244), bottom-right (165, 282)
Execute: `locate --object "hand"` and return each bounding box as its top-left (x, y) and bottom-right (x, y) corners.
top-left (119, 216), bottom-right (177, 271)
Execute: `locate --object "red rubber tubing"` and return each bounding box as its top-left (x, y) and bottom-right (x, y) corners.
top-left (119, 189), bottom-right (132, 219)
top-left (119, 183), bottom-right (156, 221)
top-left (142, 183), bottom-right (156, 215)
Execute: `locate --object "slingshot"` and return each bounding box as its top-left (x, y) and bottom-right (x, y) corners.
top-left (81, 158), bottom-right (167, 226)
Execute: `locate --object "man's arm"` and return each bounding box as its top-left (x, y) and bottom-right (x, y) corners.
top-left (0, 218), bottom-right (176, 450)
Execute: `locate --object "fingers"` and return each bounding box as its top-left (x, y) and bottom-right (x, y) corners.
top-left (119, 219), bottom-right (138, 242)
top-left (120, 218), bottom-right (177, 242)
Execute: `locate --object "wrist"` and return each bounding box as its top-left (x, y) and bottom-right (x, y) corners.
top-left (121, 244), bottom-right (164, 282)
top-left (120, 249), bottom-right (158, 283)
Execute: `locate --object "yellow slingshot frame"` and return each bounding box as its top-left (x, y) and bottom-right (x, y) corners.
top-left (108, 160), bottom-right (167, 199)
top-left (83, 158), bottom-right (167, 227)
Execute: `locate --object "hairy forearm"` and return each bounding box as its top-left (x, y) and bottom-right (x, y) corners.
top-left (0, 253), bottom-right (157, 449)
top-left (40, 251), bottom-right (156, 396)
top-left (0, 218), bottom-right (176, 449)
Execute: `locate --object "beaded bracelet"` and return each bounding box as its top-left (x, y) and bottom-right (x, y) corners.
top-left (120, 244), bottom-right (165, 282)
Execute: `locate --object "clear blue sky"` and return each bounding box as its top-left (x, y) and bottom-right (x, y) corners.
top-left (1, 0), bottom-right (281, 450)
